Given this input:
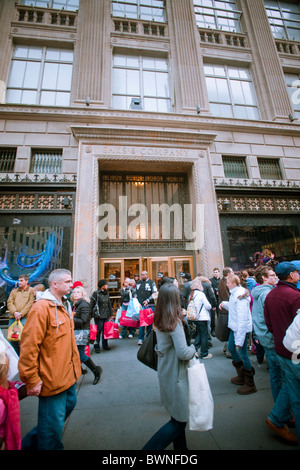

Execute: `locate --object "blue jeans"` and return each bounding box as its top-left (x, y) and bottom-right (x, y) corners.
top-left (138, 306), bottom-right (154, 341)
top-left (22, 383), bottom-right (77, 450)
top-left (194, 320), bottom-right (209, 358)
top-left (78, 345), bottom-right (89, 363)
top-left (276, 354), bottom-right (300, 441)
top-left (264, 348), bottom-right (285, 402)
top-left (227, 330), bottom-right (252, 370)
top-left (142, 417), bottom-right (187, 450)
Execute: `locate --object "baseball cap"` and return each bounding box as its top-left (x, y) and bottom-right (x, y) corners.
top-left (275, 262), bottom-right (299, 277)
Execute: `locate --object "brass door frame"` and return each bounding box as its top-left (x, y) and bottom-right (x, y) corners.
top-left (100, 256), bottom-right (194, 285)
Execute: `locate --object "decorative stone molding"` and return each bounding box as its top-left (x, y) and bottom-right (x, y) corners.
top-left (71, 126), bottom-right (222, 292)
top-left (0, 191), bottom-right (75, 211)
top-left (217, 194), bottom-right (300, 213)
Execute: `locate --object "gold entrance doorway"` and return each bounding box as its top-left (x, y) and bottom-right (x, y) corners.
top-left (100, 256), bottom-right (194, 308)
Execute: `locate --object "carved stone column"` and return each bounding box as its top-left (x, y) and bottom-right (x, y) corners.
top-left (0, 0), bottom-right (15, 92)
top-left (75, 0), bottom-right (108, 105)
top-left (240, 0), bottom-right (294, 121)
top-left (167, 0), bottom-right (210, 113)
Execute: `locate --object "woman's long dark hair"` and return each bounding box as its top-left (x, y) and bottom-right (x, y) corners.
top-left (154, 283), bottom-right (184, 332)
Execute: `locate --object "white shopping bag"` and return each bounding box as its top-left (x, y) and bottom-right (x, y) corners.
top-left (188, 357), bottom-right (214, 431)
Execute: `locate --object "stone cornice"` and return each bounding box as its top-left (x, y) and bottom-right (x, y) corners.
top-left (70, 126), bottom-right (218, 147)
top-left (0, 105), bottom-right (299, 135)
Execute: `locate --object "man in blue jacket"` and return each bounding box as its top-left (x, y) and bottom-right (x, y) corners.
top-left (264, 262), bottom-right (300, 445)
top-left (252, 265), bottom-right (296, 444)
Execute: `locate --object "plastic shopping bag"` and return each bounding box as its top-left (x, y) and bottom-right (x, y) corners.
top-left (104, 321), bottom-right (119, 339)
top-left (139, 308), bottom-right (154, 327)
top-left (126, 298), bottom-right (141, 320)
top-left (90, 319), bottom-right (97, 343)
top-left (0, 329), bottom-right (19, 380)
top-left (119, 311), bottom-right (140, 328)
top-left (188, 357), bottom-right (214, 431)
top-left (7, 320), bottom-right (23, 342)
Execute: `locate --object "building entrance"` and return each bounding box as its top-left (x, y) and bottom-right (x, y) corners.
top-left (100, 256), bottom-right (194, 309)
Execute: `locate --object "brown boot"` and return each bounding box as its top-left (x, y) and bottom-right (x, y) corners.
top-left (237, 367), bottom-right (257, 395)
top-left (231, 361), bottom-right (244, 385)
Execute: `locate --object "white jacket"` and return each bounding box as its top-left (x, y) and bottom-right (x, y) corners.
top-left (193, 290), bottom-right (212, 322)
top-left (222, 286), bottom-right (252, 347)
top-left (283, 309), bottom-right (300, 355)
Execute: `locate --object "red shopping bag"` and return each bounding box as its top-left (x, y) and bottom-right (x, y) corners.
top-left (139, 308), bottom-right (154, 327)
top-left (104, 321), bottom-right (120, 339)
top-left (119, 311), bottom-right (140, 328)
top-left (90, 321), bottom-right (97, 342)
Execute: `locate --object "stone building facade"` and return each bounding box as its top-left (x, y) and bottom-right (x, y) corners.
top-left (0, 0), bottom-right (299, 300)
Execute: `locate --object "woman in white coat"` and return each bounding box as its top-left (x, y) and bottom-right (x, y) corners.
top-left (189, 277), bottom-right (212, 359)
top-left (220, 274), bottom-right (256, 395)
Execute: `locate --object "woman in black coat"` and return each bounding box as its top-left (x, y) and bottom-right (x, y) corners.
top-left (72, 286), bottom-right (102, 385)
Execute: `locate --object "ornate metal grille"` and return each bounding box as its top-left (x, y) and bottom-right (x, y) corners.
top-left (0, 148), bottom-right (17, 173)
top-left (257, 158), bottom-right (282, 180)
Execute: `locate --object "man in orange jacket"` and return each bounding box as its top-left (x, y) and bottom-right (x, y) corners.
top-left (19, 268), bottom-right (81, 450)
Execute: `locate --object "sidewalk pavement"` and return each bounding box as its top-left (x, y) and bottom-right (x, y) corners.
top-left (16, 331), bottom-right (298, 452)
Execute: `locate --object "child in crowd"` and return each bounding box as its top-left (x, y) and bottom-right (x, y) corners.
top-left (0, 351), bottom-right (26, 450)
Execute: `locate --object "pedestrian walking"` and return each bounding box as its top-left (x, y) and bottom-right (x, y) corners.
top-left (252, 265), bottom-right (297, 445)
top-left (72, 286), bottom-right (102, 385)
top-left (142, 283), bottom-right (195, 450)
top-left (19, 269), bottom-right (81, 450)
top-left (136, 271), bottom-right (157, 345)
top-left (189, 277), bottom-right (212, 359)
top-left (264, 261), bottom-right (300, 443)
top-left (220, 274), bottom-right (256, 394)
top-left (90, 280), bottom-right (113, 353)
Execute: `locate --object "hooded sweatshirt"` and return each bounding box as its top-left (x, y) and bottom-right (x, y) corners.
top-left (251, 284), bottom-right (275, 349)
top-left (18, 289), bottom-right (81, 396)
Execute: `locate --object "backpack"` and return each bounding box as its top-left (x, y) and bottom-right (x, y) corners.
top-left (186, 291), bottom-right (203, 321)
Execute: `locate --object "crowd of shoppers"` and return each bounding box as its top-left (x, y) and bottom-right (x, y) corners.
top-left (0, 258), bottom-right (299, 450)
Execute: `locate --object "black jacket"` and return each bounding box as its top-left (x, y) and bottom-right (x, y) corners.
top-left (73, 298), bottom-right (91, 330)
top-left (120, 286), bottom-right (136, 305)
top-left (136, 279), bottom-right (157, 306)
top-left (90, 289), bottom-right (112, 319)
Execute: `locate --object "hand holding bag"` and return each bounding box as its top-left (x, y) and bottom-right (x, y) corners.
top-left (139, 308), bottom-right (154, 326)
top-left (7, 320), bottom-right (23, 342)
top-left (188, 357), bottom-right (214, 431)
top-left (137, 329), bottom-right (157, 371)
top-left (126, 297), bottom-right (141, 320)
top-left (104, 321), bottom-right (119, 339)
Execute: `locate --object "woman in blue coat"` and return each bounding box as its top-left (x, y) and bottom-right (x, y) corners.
top-left (142, 283), bottom-right (195, 450)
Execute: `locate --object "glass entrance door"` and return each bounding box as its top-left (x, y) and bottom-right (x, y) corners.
top-left (100, 256), bottom-right (194, 308)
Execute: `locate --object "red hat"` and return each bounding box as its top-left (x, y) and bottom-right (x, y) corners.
top-left (72, 281), bottom-right (83, 289)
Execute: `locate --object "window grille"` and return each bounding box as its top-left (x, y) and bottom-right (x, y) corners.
top-left (223, 156), bottom-right (248, 178)
top-left (30, 150), bottom-right (63, 174)
top-left (0, 148), bottom-right (17, 173)
top-left (258, 158), bottom-right (282, 180)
